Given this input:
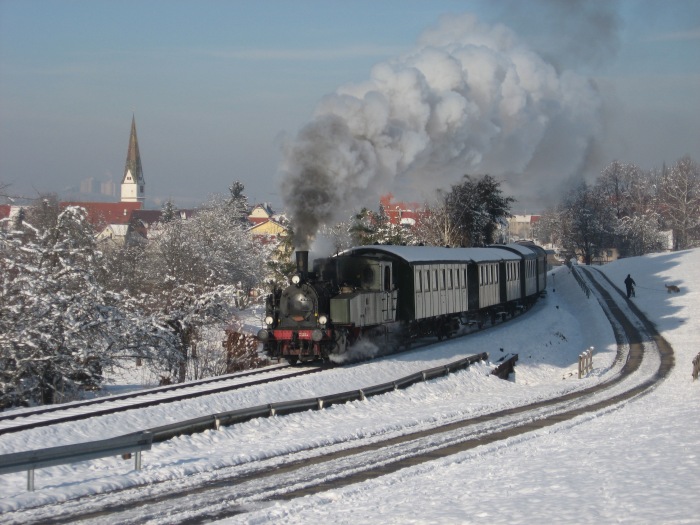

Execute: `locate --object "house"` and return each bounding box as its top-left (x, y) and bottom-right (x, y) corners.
top-left (0, 205), bottom-right (26, 231)
top-left (380, 194), bottom-right (421, 227)
top-left (507, 215), bottom-right (541, 241)
top-left (248, 203), bottom-right (276, 225)
top-left (95, 223), bottom-right (146, 248)
top-left (248, 219), bottom-right (288, 244)
top-left (60, 201), bottom-right (143, 230)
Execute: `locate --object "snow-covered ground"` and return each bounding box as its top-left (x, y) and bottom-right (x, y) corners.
top-left (1, 249), bottom-right (699, 524)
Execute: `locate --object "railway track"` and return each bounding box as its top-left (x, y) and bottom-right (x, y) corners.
top-left (0, 364), bottom-right (324, 436)
top-left (0, 286), bottom-right (537, 437)
top-left (3, 266), bottom-right (674, 524)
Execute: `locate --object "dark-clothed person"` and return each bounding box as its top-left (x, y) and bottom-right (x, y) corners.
top-left (624, 274), bottom-right (636, 298)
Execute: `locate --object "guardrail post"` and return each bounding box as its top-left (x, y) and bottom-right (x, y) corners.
top-left (27, 468), bottom-right (34, 492)
top-left (692, 353), bottom-right (700, 381)
top-left (135, 450), bottom-right (142, 471)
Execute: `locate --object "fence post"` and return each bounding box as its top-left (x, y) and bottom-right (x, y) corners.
top-left (578, 347), bottom-right (594, 378)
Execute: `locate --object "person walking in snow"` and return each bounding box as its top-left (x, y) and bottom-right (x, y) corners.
top-left (624, 274), bottom-right (636, 298)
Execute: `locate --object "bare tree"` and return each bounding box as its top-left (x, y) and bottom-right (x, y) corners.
top-left (660, 156), bottom-right (700, 250)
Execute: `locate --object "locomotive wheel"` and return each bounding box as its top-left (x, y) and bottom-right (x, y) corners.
top-left (287, 356), bottom-right (298, 365)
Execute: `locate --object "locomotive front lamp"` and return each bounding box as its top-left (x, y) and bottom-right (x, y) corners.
top-left (291, 275), bottom-right (301, 285)
top-left (318, 315), bottom-right (328, 326)
top-left (265, 315), bottom-right (274, 326)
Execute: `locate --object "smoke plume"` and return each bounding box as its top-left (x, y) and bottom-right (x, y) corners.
top-left (280, 13), bottom-right (604, 248)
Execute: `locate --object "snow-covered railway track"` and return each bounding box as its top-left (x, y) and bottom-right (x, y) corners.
top-left (10, 267), bottom-right (674, 524)
top-left (0, 365), bottom-right (323, 436)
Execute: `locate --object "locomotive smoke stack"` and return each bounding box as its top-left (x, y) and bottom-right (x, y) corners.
top-left (296, 250), bottom-right (309, 279)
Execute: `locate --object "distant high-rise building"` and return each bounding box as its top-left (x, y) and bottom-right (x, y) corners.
top-left (80, 177), bottom-right (95, 194)
top-left (120, 115), bottom-right (146, 203)
top-left (101, 178), bottom-right (116, 197)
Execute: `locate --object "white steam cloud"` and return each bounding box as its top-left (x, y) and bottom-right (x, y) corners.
top-left (280, 13), bottom-right (603, 248)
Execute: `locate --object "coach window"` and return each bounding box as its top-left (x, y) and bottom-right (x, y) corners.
top-left (425, 270), bottom-right (430, 292)
top-left (384, 266), bottom-right (391, 291)
top-left (416, 270), bottom-right (422, 292)
top-left (442, 269), bottom-right (446, 290)
top-left (434, 270), bottom-right (438, 290)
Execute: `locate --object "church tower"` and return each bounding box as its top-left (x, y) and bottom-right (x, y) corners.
top-left (120, 115), bottom-right (146, 203)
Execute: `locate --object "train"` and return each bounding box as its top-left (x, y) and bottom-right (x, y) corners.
top-left (257, 242), bottom-right (548, 364)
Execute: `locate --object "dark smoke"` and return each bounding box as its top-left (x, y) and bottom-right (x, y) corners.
top-left (280, 11), bottom-right (616, 246)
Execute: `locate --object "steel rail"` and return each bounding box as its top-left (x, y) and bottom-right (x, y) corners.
top-left (6, 267), bottom-right (674, 524)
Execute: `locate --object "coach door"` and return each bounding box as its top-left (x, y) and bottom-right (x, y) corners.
top-left (380, 262), bottom-right (396, 321)
top-left (438, 265), bottom-right (448, 315)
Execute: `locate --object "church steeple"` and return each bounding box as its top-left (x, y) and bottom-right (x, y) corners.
top-left (120, 115), bottom-right (146, 203)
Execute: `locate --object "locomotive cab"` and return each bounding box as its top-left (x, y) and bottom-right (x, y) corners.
top-left (330, 255), bottom-right (397, 326)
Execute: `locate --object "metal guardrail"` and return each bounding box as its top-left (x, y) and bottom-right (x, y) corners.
top-left (0, 431), bottom-right (153, 491)
top-left (569, 264), bottom-right (591, 298)
top-left (692, 353), bottom-right (700, 381)
top-left (0, 352), bottom-right (489, 491)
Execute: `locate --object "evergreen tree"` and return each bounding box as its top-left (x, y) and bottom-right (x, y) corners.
top-left (161, 199), bottom-right (178, 223)
top-left (228, 180), bottom-right (250, 224)
top-left (443, 174), bottom-right (514, 247)
top-left (559, 183), bottom-right (616, 265)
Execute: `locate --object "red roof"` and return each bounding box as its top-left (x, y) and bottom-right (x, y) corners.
top-left (380, 194), bottom-right (423, 225)
top-left (60, 201), bottom-right (143, 229)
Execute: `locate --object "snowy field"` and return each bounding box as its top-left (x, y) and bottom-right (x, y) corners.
top-left (1, 249), bottom-right (699, 524)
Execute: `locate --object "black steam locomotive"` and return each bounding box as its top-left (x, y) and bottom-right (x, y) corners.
top-left (257, 243), bottom-right (547, 363)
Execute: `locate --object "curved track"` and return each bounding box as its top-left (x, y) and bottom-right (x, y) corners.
top-left (5, 266), bottom-right (674, 524)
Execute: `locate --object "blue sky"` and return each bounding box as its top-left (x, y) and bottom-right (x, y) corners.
top-left (1, 0), bottom-right (698, 213)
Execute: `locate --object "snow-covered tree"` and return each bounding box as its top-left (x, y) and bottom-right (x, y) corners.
top-left (616, 212), bottom-right (667, 256)
top-left (428, 175), bottom-right (513, 247)
top-left (133, 194), bottom-right (270, 382)
top-left (227, 180), bottom-right (250, 225)
top-left (532, 208), bottom-right (563, 248)
top-left (660, 156), bottom-right (700, 250)
top-left (161, 199), bottom-right (178, 223)
top-left (0, 207), bottom-right (129, 407)
top-left (559, 183), bottom-right (616, 265)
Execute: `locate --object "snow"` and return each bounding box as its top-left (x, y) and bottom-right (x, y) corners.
top-left (1, 249), bottom-right (699, 524)
top-left (343, 244), bottom-right (524, 263)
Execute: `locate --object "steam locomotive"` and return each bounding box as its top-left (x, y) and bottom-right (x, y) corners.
top-left (257, 243), bottom-right (547, 363)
